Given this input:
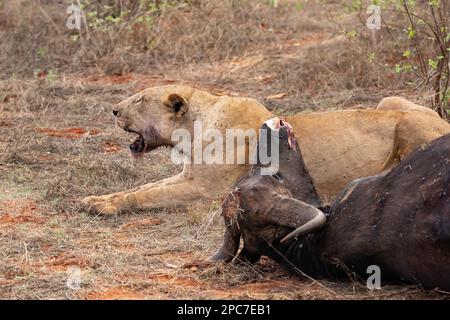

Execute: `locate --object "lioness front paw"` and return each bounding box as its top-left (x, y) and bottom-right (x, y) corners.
top-left (82, 195), bottom-right (122, 215)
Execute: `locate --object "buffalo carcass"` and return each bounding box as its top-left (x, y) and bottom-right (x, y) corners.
top-left (210, 118), bottom-right (450, 290)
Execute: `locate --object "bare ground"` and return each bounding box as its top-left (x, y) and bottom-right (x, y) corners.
top-left (1, 0), bottom-right (449, 300)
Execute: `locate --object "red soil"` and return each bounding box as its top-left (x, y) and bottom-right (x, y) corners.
top-left (101, 140), bottom-right (122, 154)
top-left (0, 200), bottom-right (43, 225)
top-left (35, 127), bottom-right (101, 139)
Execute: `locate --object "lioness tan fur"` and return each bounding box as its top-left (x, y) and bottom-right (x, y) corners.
top-left (376, 96), bottom-right (441, 118)
top-left (82, 85), bottom-right (450, 214)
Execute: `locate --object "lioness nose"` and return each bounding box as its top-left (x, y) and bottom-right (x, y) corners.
top-left (113, 110), bottom-right (119, 116)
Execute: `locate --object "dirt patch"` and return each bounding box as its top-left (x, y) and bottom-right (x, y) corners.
top-left (101, 140), bottom-right (122, 154)
top-left (0, 200), bottom-right (43, 225)
top-left (0, 213), bottom-right (43, 225)
top-left (46, 253), bottom-right (95, 271)
top-left (35, 127), bottom-right (101, 139)
top-left (120, 217), bottom-right (165, 230)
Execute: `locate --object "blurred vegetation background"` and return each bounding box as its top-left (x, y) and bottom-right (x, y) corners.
top-left (0, 0), bottom-right (449, 117)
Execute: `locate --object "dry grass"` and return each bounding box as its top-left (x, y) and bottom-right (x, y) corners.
top-left (0, 75), bottom-right (447, 300)
top-left (1, 0), bottom-right (449, 300)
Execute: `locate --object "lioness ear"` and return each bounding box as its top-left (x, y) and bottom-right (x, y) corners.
top-left (165, 93), bottom-right (189, 117)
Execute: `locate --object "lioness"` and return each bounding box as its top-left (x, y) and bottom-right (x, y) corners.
top-left (82, 85), bottom-right (450, 215)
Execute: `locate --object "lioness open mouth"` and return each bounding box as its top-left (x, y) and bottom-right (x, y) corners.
top-left (129, 134), bottom-right (146, 154)
top-left (124, 126), bottom-right (173, 158)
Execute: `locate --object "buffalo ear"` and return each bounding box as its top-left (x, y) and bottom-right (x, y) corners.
top-left (165, 93), bottom-right (189, 117)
